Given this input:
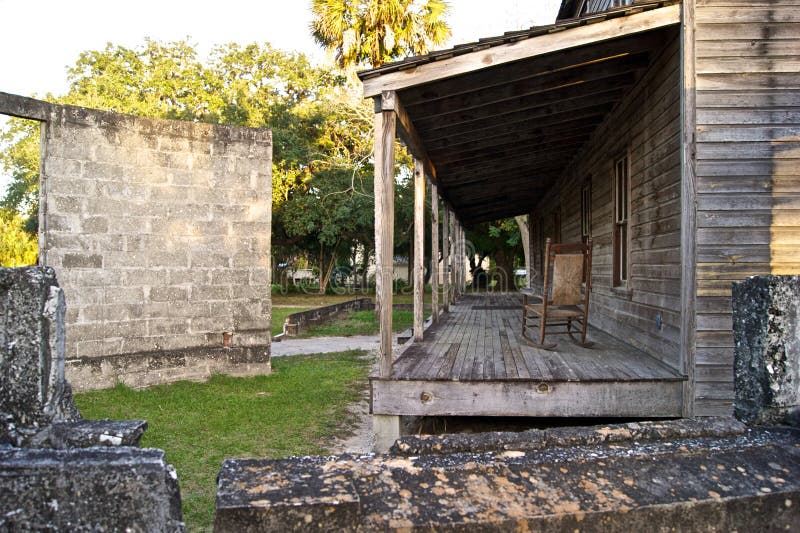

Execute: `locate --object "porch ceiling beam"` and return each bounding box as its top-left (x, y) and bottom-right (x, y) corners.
top-left (437, 144), bottom-right (584, 176)
top-left (406, 52), bottom-right (650, 121)
top-left (418, 89), bottom-right (623, 141)
top-left (398, 29), bottom-right (669, 108)
top-left (361, 3), bottom-right (680, 97)
top-left (427, 115), bottom-right (605, 153)
top-left (430, 125), bottom-right (599, 161)
top-left (434, 137), bottom-right (589, 171)
top-left (378, 91), bottom-right (437, 183)
top-left (443, 164), bottom-right (564, 189)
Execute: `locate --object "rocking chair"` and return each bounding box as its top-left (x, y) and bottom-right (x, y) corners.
top-left (522, 237), bottom-right (593, 350)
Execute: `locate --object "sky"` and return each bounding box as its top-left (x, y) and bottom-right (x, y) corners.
top-left (0, 0), bottom-right (561, 188)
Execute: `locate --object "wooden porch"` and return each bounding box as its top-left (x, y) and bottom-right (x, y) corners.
top-left (371, 293), bottom-right (686, 418)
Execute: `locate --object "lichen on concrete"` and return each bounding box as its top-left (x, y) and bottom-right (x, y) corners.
top-left (214, 421), bottom-right (800, 532)
top-left (733, 275), bottom-right (800, 426)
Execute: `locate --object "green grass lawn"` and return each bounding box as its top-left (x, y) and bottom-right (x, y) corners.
top-left (75, 350), bottom-right (370, 532)
top-left (299, 309), bottom-right (420, 337)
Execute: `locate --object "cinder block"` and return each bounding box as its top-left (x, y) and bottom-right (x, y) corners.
top-left (149, 286), bottom-right (188, 302)
top-left (62, 253), bottom-right (103, 269)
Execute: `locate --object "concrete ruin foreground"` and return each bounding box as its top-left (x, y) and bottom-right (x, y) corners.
top-left (215, 418), bottom-right (799, 531)
top-left (1, 267), bottom-right (183, 531)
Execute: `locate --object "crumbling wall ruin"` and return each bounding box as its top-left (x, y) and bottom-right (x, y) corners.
top-left (0, 92), bottom-right (272, 390)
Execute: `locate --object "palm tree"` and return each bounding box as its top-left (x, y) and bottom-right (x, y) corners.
top-left (310, 0), bottom-right (451, 70)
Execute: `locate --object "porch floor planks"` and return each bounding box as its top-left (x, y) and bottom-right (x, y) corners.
top-left (387, 293), bottom-right (684, 383)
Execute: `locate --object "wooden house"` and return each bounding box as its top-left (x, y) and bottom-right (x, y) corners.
top-left (358, 0), bottom-right (800, 450)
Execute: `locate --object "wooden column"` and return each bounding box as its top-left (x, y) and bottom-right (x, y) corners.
top-left (680, 0), bottom-right (697, 417)
top-left (430, 181), bottom-right (439, 323)
top-left (413, 158), bottom-right (425, 341)
top-left (442, 206), bottom-right (450, 312)
top-left (374, 97), bottom-right (396, 378)
top-left (455, 218), bottom-right (462, 298)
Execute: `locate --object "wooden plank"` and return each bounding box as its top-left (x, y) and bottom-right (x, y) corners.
top-left (696, 6), bottom-right (800, 23)
top-left (375, 101), bottom-right (397, 378)
top-left (697, 73), bottom-right (800, 91)
top-left (696, 40), bottom-right (800, 59)
top-left (697, 125), bottom-right (800, 143)
top-left (696, 90), bottom-right (800, 108)
top-left (371, 378), bottom-right (684, 417)
top-left (413, 158), bottom-right (425, 341)
top-left (430, 182), bottom-right (439, 323)
top-left (361, 4), bottom-right (681, 97)
top-left (697, 57), bottom-right (800, 75)
top-left (696, 23), bottom-right (800, 41)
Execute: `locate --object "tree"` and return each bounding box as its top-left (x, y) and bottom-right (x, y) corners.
top-left (466, 218), bottom-right (523, 291)
top-left (0, 210), bottom-right (38, 267)
top-left (0, 118), bottom-right (41, 233)
top-left (0, 40), bottom-right (367, 277)
top-left (310, 0), bottom-right (451, 69)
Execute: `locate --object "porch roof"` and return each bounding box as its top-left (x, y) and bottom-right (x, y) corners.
top-left (359, 1), bottom-right (680, 225)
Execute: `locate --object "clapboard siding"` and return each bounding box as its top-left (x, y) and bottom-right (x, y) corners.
top-left (694, 0), bottom-right (800, 415)
top-left (531, 36), bottom-right (682, 370)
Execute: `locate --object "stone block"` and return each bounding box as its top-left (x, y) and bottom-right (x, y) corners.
top-left (150, 286), bottom-right (189, 303)
top-left (0, 267), bottom-right (79, 445)
top-left (0, 447), bottom-right (184, 532)
top-left (733, 275), bottom-right (800, 426)
top-left (62, 253), bottom-right (103, 269)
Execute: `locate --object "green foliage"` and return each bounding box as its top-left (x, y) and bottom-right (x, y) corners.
top-left (75, 351), bottom-right (370, 532)
top-left (0, 119), bottom-right (41, 233)
top-left (311, 0), bottom-right (451, 69)
top-left (0, 39), bottom-right (378, 275)
top-left (0, 210), bottom-right (38, 266)
top-left (467, 218), bottom-right (523, 289)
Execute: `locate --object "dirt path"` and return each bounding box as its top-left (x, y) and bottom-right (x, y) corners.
top-left (271, 334), bottom-right (380, 357)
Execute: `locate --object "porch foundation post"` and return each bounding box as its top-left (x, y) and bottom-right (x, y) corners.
top-left (372, 94), bottom-right (400, 452)
top-left (430, 181), bottom-right (439, 323)
top-left (413, 158), bottom-right (425, 341)
top-left (442, 206), bottom-right (450, 312)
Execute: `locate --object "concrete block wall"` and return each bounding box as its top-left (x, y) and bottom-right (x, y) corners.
top-left (1, 93), bottom-right (272, 390)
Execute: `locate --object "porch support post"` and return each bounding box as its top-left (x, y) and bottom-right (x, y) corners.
top-left (442, 206), bottom-right (450, 312)
top-left (430, 181), bottom-right (439, 323)
top-left (372, 92), bottom-right (400, 452)
top-left (374, 93), bottom-right (396, 378)
top-left (413, 158), bottom-right (425, 341)
top-left (456, 219), bottom-right (463, 298)
top-left (449, 212), bottom-right (457, 305)
top-left (680, 0), bottom-right (697, 417)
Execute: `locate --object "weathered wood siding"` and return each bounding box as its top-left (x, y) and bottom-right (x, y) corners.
top-left (531, 35), bottom-right (682, 370)
top-left (693, 0), bottom-right (800, 415)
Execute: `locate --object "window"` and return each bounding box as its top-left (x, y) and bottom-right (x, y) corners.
top-left (613, 154), bottom-right (629, 287)
top-left (581, 179), bottom-right (592, 243)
